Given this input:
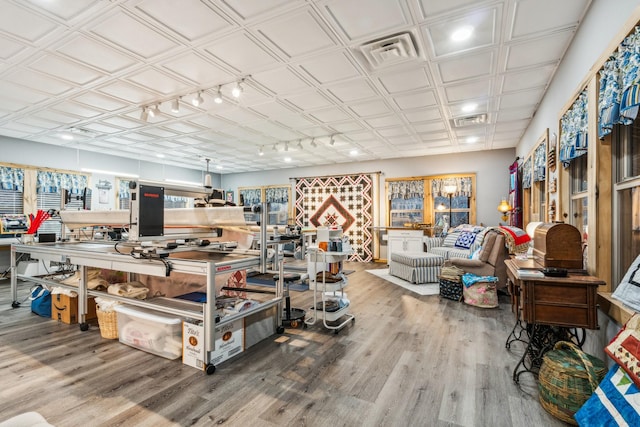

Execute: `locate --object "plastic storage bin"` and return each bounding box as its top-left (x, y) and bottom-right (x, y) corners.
top-left (114, 305), bottom-right (183, 360)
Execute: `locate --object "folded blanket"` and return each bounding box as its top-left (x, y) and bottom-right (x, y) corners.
top-left (107, 281), bottom-right (149, 299)
top-left (60, 269), bottom-right (108, 291)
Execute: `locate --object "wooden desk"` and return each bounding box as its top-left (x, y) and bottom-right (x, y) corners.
top-left (505, 259), bottom-right (603, 329)
top-left (504, 258), bottom-right (605, 383)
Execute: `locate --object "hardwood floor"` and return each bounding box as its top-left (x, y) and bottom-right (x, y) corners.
top-left (0, 262), bottom-right (567, 427)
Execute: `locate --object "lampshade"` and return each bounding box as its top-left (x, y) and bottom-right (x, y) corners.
top-left (497, 198), bottom-right (512, 213)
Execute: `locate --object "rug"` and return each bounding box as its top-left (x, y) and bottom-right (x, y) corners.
top-left (365, 269), bottom-right (439, 296)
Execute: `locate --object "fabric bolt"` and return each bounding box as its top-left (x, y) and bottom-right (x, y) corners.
top-left (611, 253), bottom-right (640, 313)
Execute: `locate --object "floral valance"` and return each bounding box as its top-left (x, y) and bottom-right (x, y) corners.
top-left (240, 188), bottom-right (262, 206)
top-left (0, 166), bottom-right (24, 191)
top-left (533, 143), bottom-right (546, 182)
top-left (36, 171), bottom-right (87, 194)
top-left (560, 89), bottom-right (589, 167)
top-left (431, 177), bottom-right (472, 197)
top-left (598, 26), bottom-right (640, 139)
top-left (388, 180), bottom-right (423, 200)
top-left (522, 158), bottom-right (532, 189)
top-left (265, 187), bottom-right (288, 204)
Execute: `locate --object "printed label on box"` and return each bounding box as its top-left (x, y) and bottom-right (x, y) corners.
top-left (183, 319), bottom-right (244, 370)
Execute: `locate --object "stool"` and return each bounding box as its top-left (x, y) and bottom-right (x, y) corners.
top-left (273, 273), bottom-right (306, 328)
top-left (389, 252), bottom-right (444, 284)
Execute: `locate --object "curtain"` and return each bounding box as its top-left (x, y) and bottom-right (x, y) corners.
top-left (522, 157), bottom-right (532, 189)
top-left (620, 26), bottom-right (640, 121)
top-left (265, 186), bottom-right (288, 203)
top-left (36, 171), bottom-right (87, 194)
top-left (387, 180), bottom-right (423, 199)
top-left (431, 177), bottom-right (472, 197)
top-left (0, 166), bottom-right (24, 191)
top-left (560, 89), bottom-right (589, 167)
top-left (533, 143), bottom-right (546, 182)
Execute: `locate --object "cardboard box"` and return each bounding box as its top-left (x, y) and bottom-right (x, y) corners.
top-left (183, 318), bottom-right (244, 370)
top-left (51, 294), bottom-right (97, 324)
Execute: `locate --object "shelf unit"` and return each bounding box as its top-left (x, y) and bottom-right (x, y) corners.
top-left (304, 248), bottom-right (354, 333)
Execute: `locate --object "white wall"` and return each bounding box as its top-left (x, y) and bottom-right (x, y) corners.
top-left (517, 0), bottom-right (640, 157)
top-left (222, 148), bottom-right (515, 227)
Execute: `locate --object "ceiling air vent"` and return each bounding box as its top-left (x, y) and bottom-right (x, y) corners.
top-left (359, 32), bottom-right (418, 69)
top-left (452, 114), bottom-right (488, 128)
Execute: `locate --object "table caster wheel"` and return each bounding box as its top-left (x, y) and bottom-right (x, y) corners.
top-left (79, 322), bottom-right (89, 331)
top-left (11, 301), bottom-right (20, 308)
top-left (206, 364), bottom-right (216, 375)
top-left (276, 326), bottom-right (285, 334)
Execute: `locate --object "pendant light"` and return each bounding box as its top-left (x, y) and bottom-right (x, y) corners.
top-left (204, 158), bottom-right (212, 189)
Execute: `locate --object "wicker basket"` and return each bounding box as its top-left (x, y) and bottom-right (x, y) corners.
top-left (538, 341), bottom-right (606, 425)
top-left (96, 309), bottom-right (118, 339)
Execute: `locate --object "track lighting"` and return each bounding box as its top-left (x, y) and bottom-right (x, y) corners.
top-left (192, 91), bottom-right (204, 107)
top-left (151, 104), bottom-right (161, 117)
top-left (140, 107), bottom-right (149, 122)
top-left (310, 138), bottom-right (317, 148)
top-left (232, 80), bottom-right (243, 98)
top-left (259, 146), bottom-right (264, 156)
top-left (284, 142), bottom-right (289, 152)
top-left (204, 158), bottom-right (212, 189)
top-left (297, 140), bottom-right (303, 149)
top-left (171, 97), bottom-right (180, 113)
top-left (329, 135), bottom-right (335, 146)
top-left (213, 86), bottom-right (223, 104)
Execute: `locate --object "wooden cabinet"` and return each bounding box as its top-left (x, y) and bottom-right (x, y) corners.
top-left (386, 229), bottom-right (424, 264)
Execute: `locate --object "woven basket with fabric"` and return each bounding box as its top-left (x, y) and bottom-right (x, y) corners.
top-left (538, 341), bottom-right (606, 425)
top-left (96, 309), bottom-right (118, 339)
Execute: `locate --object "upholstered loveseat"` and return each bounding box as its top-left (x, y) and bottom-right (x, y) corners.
top-left (423, 225), bottom-right (490, 260)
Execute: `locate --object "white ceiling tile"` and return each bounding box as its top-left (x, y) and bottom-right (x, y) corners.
top-left (140, 127), bottom-right (179, 138)
top-left (161, 52), bottom-right (235, 87)
top-left (423, 6), bottom-right (498, 58)
top-left (323, 0), bottom-right (410, 42)
top-left (326, 79), bottom-right (378, 103)
top-left (349, 99), bottom-right (391, 118)
top-left (415, 0), bottom-right (480, 19)
top-left (72, 92), bottom-right (129, 111)
top-left (215, 106), bottom-right (265, 124)
top-left (203, 33), bottom-right (279, 74)
top-left (444, 80), bottom-right (491, 103)
top-left (219, 0), bottom-right (294, 21)
top-left (96, 80), bottom-right (158, 104)
top-left (4, 69), bottom-right (73, 96)
top-left (252, 66), bottom-right (312, 95)
top-left (494, 119), bottom-right (529, 133)
top-left (90, 11), bottom-right (180, 59)
top-left (136, 0), bottom-right (232, 41)
top-left (437, 50), bottom-right (494, 84)
top-left (274, 114), bottom-right (316, 129)
top-left (0, 81), bottom-right (49, 103)
top-left (496, 106), bottom-right (535, 121)
top-left (101, 116), bottom-right (144, 129)
top-left (403, 108), bottom-right (442, 123)
top-left (510, 0), bottom-right (588, 39)
top-left (413, 121), bottom-right (447, 133)
top-left (0, 36), bottom-right (27, 60)
top-left (499, 88), bottom-right (544, 109)
top-left (51, 101), bottom-right (104, 118)
top-left (308, 107), bottom-right (352, 123)
top-left (30, 109), bottom-right (82, 125)
top-left (0, 2), bottom-right (58, 42)
top-left (298, 51), bottom-right (361, 84)
top-left (81, 122), bottom-right (124, 134)
top-left (282, 90), bottom-right (334, 111)
top-left (365, 115), bottom-right (404, 128)
top-left (505, 31), bottom-right (574, 71)
top-left (329, 121), bottom-right (365, 133)
top-left (14, 116), bottom-right (60, 130)
top-left (376, 127), bottom-right (412, 138)
top-left (248, 100), bottom-right (297, 119)
top-left (28, 54), bottom-right (103, 85)
top-left (394, 91), bottom-right (437, 109)
top-left (56, 35), bottom-right (137, 74)
top-left (256, 9), bottom-right (336, 58)
top-left (501, 65), bottom-right (556, 92)
top-left (418, 131), bottom-right (450, 141)
top-left (377, 68), bottom-right (431, 94)
top-left (0, 95), bottom-right (31, 112)
top-left (161, 121), bottom-right (204, 134)
top-left (125, 68), bottom-right (193, 97)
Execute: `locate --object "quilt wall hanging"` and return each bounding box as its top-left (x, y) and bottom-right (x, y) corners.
top-left (295, 174), bottom-right (374, 262)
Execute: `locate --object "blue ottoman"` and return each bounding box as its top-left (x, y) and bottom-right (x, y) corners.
top-left (389, 252), bottom-right (444, 284)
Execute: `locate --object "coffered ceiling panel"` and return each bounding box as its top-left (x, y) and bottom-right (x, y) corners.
top-left (0, 0), bottom-right (592, 173)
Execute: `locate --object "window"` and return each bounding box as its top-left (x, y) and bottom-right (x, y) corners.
top-left (569, 154), bottom-right (588, 241)
top-left (612, 121), bottom-right (640, 288)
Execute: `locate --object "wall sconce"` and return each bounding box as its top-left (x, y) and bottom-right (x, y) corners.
top-left (497, 198), bottom-right (512, 222)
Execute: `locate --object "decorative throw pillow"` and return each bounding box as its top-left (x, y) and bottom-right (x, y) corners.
top-left (612, 254), bottom-right (640, 312)
top-left (454, 231), bottom-right (476, 249)
top-left (605, 313), bottom-right (640, 388)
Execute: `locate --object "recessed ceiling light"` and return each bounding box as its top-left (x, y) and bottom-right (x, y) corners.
top-left (156, 153), bottom-right (165, 158)
top-left (216, 165), bottom-right (223, 170)
top-left (466, 136), bottom-right (479, 144)
top-left (284, 157), bottom-right (292, 162)
top-left (462, 103), bottom-right (477, 113)
top-left (451, 25), bottom-right (473, 42)
top-left (60, 133), bottom-right (74, 141)
top-left (349, 149), bottom-right (359, 156)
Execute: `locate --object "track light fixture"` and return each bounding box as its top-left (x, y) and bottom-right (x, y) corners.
top-left (151, 104), bottom-right (161, 117)
top-left (284, 142), bottom-right (289, 152)
top-left (297, 140), bottom-right (303, 149)
top-left (310, 138), bottom-right (317, 148)
top-left (232, 79), bottom-right (243, 98)
top-left (213, 86), bottom-right (223, 104)
top-left (192, 91), bottom-right (204, 107)
top-left (171, 97), bottom-right (180, 113)
top-left (140, 107), bottom-right (149, 122)
top-left (259, 146), bottom-right (264, 156)
top-left (329, 135), bottom-right (335, 146)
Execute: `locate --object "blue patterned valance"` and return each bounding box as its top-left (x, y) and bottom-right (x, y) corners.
top-left (240, 188), bottom-right (261, 206)
top-left (560, 89), bottom-right (589, 167)
top-left (36, 171), bottom-right (87, 194)
top-left (388, 180), bottom-right (423, 199)
top-left (533, 143), bottom-right (546, 182)
top-left (265, 187), bottom-right (288, 204)
top-left (598, 26), bottom-right (640, 138)
top-left (0, 166), bottom-right (24, 191)
top-left (522, 158), bottom-right (532, 189)
top-left (431, 177), bottom-right (472, 197)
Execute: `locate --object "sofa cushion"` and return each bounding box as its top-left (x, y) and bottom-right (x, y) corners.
top-left (442, 232), bottom-right (460, 247)
top-left (390, 251), bottom-right (444, 267)
top-left (454, 231), bottom-right (477, 249)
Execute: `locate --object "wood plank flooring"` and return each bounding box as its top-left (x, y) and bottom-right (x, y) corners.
top-left (0, 262), bottom-right (568, 427)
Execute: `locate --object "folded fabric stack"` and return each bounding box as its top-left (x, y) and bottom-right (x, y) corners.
top-left (107, 281), bottom-right (149, 299)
